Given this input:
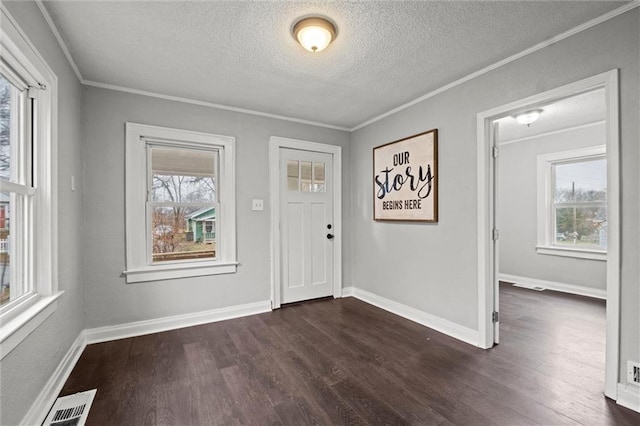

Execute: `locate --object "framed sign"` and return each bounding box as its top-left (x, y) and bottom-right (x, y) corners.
top-left (373, 129), bottom-right (438, 222)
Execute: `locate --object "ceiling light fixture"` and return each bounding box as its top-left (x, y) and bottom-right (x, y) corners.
top-left (293, 17), bottom-right (336, 53)
top-left (514, 109), bottom-right (543, 127)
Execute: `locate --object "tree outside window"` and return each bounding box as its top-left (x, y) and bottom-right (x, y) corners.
top-left (149, 147), bottom-right (218, 262)
top-left (0, 76), bottom-right (11, 305)
top-left (552, 157), bottom-right (607, 250)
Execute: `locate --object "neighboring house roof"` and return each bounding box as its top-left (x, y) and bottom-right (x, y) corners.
top-left (196, 213), bottom-right (216, 221)
top-left (186, 207), bottom-right (216, 221)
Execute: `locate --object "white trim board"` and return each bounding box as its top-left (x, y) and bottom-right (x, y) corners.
top-left (0, 1), bottom-right (60, 360)
top-left (20, 299), bottom-right (271, 424)
top-left (0, 293), bottom-right (62, 359)
top-left (351, 2), bottom-right (638, 131)
top-left (476, 69), bottom-right (620, 399)
top-left (269, 136), bottom-right (343, 310)
top-left (499, 273), bottom-right (606, 300)
top-left (617, 384), bottom-right (640, 413)
top-left (342, 286), bottom-right (479, 347)
top-left (84, 300), bottom-right (271, 344)
top-left (84, 80), bottom-right (350, 132)
top-left (20, 331), bottom-right (87, 426)
top-left (20, 290), bottom-right (640, 424)
top-left (35, 0), bottom-right (82, 82)
top-left (35, 0), bottom-right (638, 132)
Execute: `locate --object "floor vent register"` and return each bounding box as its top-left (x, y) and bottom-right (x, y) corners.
top-left (43, 389), bottom-right (96, 426)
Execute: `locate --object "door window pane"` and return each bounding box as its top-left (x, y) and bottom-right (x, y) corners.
top-left (300, 161), bottom-right (312, 192)
top-left (313, 162), bottom-right (325, 192)
top-left (287, 160), bottom-right (299, 191)
top-left (287, 159), bottom-right (327, 192)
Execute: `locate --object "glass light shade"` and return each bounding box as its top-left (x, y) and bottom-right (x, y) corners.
top-left (515, 109), bottom-right (542, 125)
top-left (293, 17), bottom-right (336, 53)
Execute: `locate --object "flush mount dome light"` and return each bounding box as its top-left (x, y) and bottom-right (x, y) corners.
top-left (293, 17), bottom-right (336, 53)
top-left (514, 109), bottom-right (543, 126)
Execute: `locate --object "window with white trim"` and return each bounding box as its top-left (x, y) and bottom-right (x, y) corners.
top-left (0, 7), bottom-right (58, 359)
top-left (537, 146), bottom-right (607, 260)
top-left (0, 67), bottom-right (31, 309)
top-left (124, 123), bottom-right (236, 283)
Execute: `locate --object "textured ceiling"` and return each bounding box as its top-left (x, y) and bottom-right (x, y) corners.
top-left (41, 1), bottom-right (628, 129)
top-left (497, 89), bottom-right (605, 143)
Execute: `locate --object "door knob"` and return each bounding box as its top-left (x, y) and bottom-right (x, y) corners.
top-left (327, 233), bottom-right (334, 240)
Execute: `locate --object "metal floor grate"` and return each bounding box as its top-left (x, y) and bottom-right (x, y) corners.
top-left (43, 389), bottom-right (96, 426)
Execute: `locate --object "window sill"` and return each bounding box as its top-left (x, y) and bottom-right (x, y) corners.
top-left (123, 261), bottom-right (238, 283)
top-left (0, 291), bottom-right (64, 359)
top-left (536, 246), bottom-right (607, 261)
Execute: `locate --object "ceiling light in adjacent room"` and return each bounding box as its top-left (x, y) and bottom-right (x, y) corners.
top-left (514, 109), bottom-right (543, 126)
top-left (293, 17), bottom-right (336, 53)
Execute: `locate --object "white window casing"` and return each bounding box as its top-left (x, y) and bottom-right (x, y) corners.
top-left (536, 145), bottom-right (607, 261)
top-left (124, 122), bottom-right (237, 283)
top-left (0, 6), bottom-right (60, 360)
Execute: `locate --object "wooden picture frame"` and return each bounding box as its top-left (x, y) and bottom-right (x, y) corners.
top-left (373, 129), bottom-right (438, 222)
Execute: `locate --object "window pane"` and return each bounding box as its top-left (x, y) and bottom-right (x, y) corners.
top-left (152, 206), bottom-right (216, 262)
top-left (555, 206), bottom-right (607, 249)
top-left (151, 147), bottom-right (216, 203)
top-left (0, 74), bottom-right (17, 182)
top-left (300, 161), bottom-right (312, 192)
top-left (287, 160), bottom-right (299, 191)
top-left (555, 159), bottom-right (606, 203)
top-left (313, 162), bottom-right (325, 192)
top-left (0, 192), bottom-right (11, 306)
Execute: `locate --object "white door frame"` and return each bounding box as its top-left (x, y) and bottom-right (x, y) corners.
top-left (269, 136), bottom-right (342, 309)
top-left (476, 70), bottom-right (620, 399)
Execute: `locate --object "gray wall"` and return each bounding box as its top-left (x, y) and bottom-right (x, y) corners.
top-left (81, 87), bottom-right (351, 328)
top-left (350, 9), bottom-right (639, 382)
top-left (498, 123), bottom-right (607, 290)
top-left (1, 2), bottom-right (85, 425)
top-left (3, 4), bottom-right (639, 423)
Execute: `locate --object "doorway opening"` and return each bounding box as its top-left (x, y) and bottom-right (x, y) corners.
top-left (477, 70), bottom-right (620, 399)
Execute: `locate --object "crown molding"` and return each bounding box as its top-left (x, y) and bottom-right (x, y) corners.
top-left (35, 0), bottom-right (639, 133)
top-left (35, 0), bottom-right (83, 82)
top-left (350, 1), bottom-right (640, 131)
top-left (82, 80), bottom-right (350, 131)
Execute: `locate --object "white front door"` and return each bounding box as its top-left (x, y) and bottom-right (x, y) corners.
top-left (279, 148), bottom-right (334, 304)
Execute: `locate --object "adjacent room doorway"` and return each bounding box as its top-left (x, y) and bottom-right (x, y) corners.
top-left (477, 70), bottom-right (620, 399)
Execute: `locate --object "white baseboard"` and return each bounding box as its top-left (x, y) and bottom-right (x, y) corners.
top-left (19, 291), bottom-right (636, 424)
top-left (85, 300), bottom-right (272, 344)
top-left (499, 273), bottom-right (606, 300)
top-left (21, 331), bottom-right (87, 426)
top-left (617, 383), bottom-right (640, 413)
top-left (341, 286), bottom-right (355, 297)
top-left (21, 300), bottom-right (271, 424)
top-left (343, 286), bottom-right (478, 347)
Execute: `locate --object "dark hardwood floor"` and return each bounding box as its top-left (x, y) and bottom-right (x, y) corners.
top-left (59, 283), bottom-right (640, 425)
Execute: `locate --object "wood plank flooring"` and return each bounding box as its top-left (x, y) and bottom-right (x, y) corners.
top-left (59, 283), bottom-right (640, 425)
